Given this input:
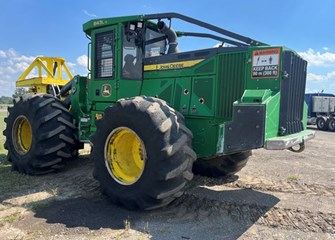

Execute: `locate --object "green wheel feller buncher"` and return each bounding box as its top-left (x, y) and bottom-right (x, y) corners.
top-left (3, 13), bottom-right (315, 210)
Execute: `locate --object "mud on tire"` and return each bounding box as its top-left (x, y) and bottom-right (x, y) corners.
top-left (91, 96), bottom-right (196, 210)
top-left (3, 94), bottom-right (78, 174)
top-left (193, 151), bottom-right (251, 178)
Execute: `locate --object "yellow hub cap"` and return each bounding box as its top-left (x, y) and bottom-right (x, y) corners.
top-left (104, 127), bottom-right (146, 185)
top-left (12, 116), bottom-right (32, 155)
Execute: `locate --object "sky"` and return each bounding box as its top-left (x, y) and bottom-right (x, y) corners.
top-left (0, 0), bottom-right (335, 96)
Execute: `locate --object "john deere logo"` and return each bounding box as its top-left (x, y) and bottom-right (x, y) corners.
top-left (102, 84), bottom-right (111, 97)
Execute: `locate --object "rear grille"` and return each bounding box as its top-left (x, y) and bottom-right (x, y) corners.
top-left (217, 52), bottom-right (246, 118)
top-left (279, 51), bottom-right (307, 135)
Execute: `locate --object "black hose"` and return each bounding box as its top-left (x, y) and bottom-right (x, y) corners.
top-left (62, 95), bottom-right (71, 109)
top-left (60, 79), bottom-right (73, 97)
top-left (157, 21), bottom-right (179, 54)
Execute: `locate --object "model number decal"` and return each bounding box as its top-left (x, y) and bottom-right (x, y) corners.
top-left (93, 20), bottom-right (107, 26)
top-left (252, 48), bottom-right (280, 78)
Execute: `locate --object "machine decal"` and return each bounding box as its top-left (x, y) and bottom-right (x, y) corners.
top-left (144, 59), bottom-right (204, 71)
top-left (102, 84), bottom-right (112, 97)
top-left (252, 48), bottom-right (280, 78)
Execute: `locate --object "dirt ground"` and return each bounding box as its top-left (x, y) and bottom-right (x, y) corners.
top-left (0, 125), bottom-right (334, 240)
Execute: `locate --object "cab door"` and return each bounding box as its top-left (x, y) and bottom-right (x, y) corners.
top-left (117, 22), bottom-right (144, 99)
top-left (89, 26), bottom-right (118, 103)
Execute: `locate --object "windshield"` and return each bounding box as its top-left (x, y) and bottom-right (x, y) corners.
top-left (145, 28), bottom-right (166, 57)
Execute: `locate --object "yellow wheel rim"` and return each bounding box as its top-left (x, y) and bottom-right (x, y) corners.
top-left (104, 127), bottom-right (146, 185)
top-left (12, 116), bottom-right (32, 155)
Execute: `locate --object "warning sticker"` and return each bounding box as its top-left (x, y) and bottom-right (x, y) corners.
top-left (252, 48), bottom-right (280, 78)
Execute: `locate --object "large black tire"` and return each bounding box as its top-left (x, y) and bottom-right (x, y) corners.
top-left (3, 94), bottom-right (78, 174)
top-left (327, 117), bottom-right (335, 132)
top-left (91, 96), bottom-right (196, 210)
top-left (316, 116), bottom-right (328, 130)
top-left (193, 151), bottom-right (251, 178)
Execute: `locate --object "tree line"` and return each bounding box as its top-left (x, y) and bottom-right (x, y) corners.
top-left (0, 88), bottom-right (29, 104)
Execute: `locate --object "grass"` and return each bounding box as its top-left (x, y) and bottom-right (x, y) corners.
top-left (3, 214), bottom-right (17, 223)
top-left (0, 212), bottom-right (21, 227)
top-left (0, 111), bottom-right (36, 201)
top-left (0, 110), bottom-right (62, 203)
top-left (0, 155), bottom-right (33, 200)
top-left (0, 110), bottom-right (64, 228)
top-left (287, 175), bottom-right (299, 181)
top-left (124, 219), bottom-right (131, 231)
top-left (0, 111), bottom-right (7, 151)
top-left (26, 199), bottom-right (55, 211)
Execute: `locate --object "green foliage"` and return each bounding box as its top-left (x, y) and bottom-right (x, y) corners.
top-left (12, 87), bottom-right (29, 98)
top-left (0, 96), bottom-right (13, 104)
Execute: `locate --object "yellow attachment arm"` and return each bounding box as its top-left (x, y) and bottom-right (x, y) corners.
top-left (16, 57), bottom-right (73, 94)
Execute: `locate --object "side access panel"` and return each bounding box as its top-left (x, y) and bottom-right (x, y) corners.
top-left (189, 76), bottom-right (215, 117)
top-left (174, 77), bottom-right (192, 115)
top-left (141, 78), bottom-right (175, 104)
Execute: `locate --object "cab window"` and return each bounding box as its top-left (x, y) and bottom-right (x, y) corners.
top-left (122, 24), bottom-right (143, 80)
top-left (95, 31), bottom-right (114, 79)
top-left (145, 28), bottom-right (167, 57)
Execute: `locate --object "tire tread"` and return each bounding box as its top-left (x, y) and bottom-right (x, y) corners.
top-left (3, 94), bottom-right (78, 175)
top-left (91, 96), bottom-right (195, 210)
